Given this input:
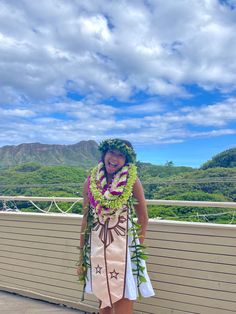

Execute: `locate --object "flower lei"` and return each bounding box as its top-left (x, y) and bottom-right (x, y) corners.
top-left (88, 161), bottom-right (137, 216)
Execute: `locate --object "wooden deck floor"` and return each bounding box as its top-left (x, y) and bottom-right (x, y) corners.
top-left (0, 291), bottom-right (86, 314)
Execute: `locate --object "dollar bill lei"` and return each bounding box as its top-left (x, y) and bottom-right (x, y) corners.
top-left (88, 162), bottom-right (137, 217)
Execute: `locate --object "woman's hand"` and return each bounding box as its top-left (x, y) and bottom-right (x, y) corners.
top-left (77, 264), bottom-right (84, 278)
top-left (77, 249), bottom-right (85, 280)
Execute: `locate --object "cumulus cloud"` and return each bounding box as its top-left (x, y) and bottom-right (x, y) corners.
top-left (0, 0), bottom-right (235, 146)
top-left (0, 108), bottom-right (35, 117)
top-left (1, 0), bottom-right (236, 104)
top-left (0, 96), bottom-right (235, 146)
top-left (178, 98), bottom-right (236, 126)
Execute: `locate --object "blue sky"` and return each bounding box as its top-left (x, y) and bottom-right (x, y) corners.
top-left (0, 0), bottom-right (235, 167)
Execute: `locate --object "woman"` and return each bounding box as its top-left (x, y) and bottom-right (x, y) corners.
top-left (77, 138), bottom-right (154, 314)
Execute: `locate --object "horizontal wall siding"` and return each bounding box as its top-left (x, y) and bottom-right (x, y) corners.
top-left (0, 212), bottom-right (236, 314)
top-left (143, 220), bottom-right (236, 314)
top-left (0, 212), bottom-right (98, 313)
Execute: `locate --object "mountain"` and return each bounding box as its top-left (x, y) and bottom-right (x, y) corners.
top-left (201, 148), bottom-right (236, 169)
top-left (0, 141), bottom-right (100, 168)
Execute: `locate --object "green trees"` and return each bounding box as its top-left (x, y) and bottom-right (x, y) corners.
top-left (0, 153), bottom-right (235, 223)
top-left (201, 148), bottom-right (236, 169)
top-left (0, 163), bottom-right (87, 197)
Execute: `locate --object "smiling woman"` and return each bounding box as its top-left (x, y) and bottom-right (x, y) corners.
top-left (77, 138), bottom-right (155, 314)
top-left (104, 149), bottom-right (126, 175)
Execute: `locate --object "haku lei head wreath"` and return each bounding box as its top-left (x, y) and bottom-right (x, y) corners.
top-left (98, 138), bottom-right (136, 164)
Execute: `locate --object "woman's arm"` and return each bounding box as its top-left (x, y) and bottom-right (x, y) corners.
top-left (79, 178), bottom-right (89, 250)
top-left (77, 178), bottom-right (89, 275)
top-left (132, 177), bottom-right (149, 244)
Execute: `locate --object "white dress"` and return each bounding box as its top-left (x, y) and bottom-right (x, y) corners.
top-left (85, 217), bottom-right (155, 301)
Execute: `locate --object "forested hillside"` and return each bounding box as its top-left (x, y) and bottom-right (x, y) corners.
top-left (0, 163), bottom-right (86, 197)
top-left (0, 157), bottom-right (235, 223)
top-left (201, 147), bottom-right (236, 169)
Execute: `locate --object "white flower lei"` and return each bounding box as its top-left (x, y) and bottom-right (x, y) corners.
top-left (89, 161), bottom-right (137, 214)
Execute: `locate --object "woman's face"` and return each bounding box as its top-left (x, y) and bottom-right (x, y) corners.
top-left (104, 149), bottom-right (126, 174)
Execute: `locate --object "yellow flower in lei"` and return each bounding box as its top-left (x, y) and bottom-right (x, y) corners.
top-left (89, 163), bottom-right (137, 216)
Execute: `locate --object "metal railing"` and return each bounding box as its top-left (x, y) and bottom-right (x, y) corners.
top-left (0, 195), bottom-right (235, 213)
top-left (0, 195), bottom-right (236, 206)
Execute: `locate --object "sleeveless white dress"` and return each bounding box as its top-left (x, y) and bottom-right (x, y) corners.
top-left (85, 217), bottom-right (155, 301)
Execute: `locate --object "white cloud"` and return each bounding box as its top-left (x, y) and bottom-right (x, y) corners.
top-left (178, 98), bottom-right (236, 126)
top-left (122, 101), bottom-right (164, 114)
top-left (1, 0), bottom-right (236, 104)
top-left (0, 108), bottom-right (35, 117)
top-left (0, 0), bottom-right (235, 147)
top-left (79, 15), bottom-right (111, 42)
top-left (0, 96), bottom-right (235, 146)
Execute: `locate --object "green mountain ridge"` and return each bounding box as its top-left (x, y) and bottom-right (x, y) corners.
top-left (0, 140), bottom-right (100, 168)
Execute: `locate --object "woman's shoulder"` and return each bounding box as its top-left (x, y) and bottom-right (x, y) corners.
top-left (133, 176), bottom-right (142, 186)
top-left (83, 177), bottom-right (89, 193)
top-left (133, 176), bottom-right (144, 194)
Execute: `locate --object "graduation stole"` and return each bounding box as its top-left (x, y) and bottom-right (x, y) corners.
top-left (88, 162), bottom-right (137, 308)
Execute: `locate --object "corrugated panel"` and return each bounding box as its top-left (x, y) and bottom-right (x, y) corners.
top-left (1, 212), bottom-right (236, 314)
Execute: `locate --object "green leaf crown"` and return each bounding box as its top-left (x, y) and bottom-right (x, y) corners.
top-left (98, 138), bottom-right (136, 164)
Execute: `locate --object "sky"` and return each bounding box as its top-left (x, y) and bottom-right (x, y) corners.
top-left (0, 0), bottom-right (236, 168)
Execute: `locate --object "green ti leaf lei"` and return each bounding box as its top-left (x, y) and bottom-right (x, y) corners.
top-left (128, 197), bottom-right (148, 297)
top-left (76, 205), bottom-right (94, 301)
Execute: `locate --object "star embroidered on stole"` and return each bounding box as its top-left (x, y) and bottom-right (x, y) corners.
top-left (110, 269), bottom-right (119, 279)
top-left (95, 264), bottom-right (102, 274)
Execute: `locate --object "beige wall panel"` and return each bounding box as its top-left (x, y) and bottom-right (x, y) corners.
top-left (0, 269), bottom-right (83, 292)
top-left (146, 239), bottom-right (236, 255)
top-left (0, 250), bottom-right (76, 268)
top-left (0, 256), bottom-right (77, 275)
top-left (149, 265), bottom-right (236, 283)
top-left (149, 221), bottom-right (236, 237)
top-left (0, 263), bottom-right (77, 282)
top-left (0, 212), bottom-right (82, 225)
top-left (149, 272), bottom-right (236, 293)
top-left (0, 244), bottom-right (78, 261)
top-left (156, 289), bottom-right (236, 312)
top-left (135, 306), bottom-right (196, 314)
top-left (0, 219), bottom-right (81, 232)
top-left (0, 238), bottom-right (79, 254)
top-left (0, 274), bottom-right (83, 299)
top-left (138, 298), bottom-right (236, 314)
top-left (154, 280), bottom-right (236, 303)
top-left (148, 256), bottom-right (236, 274)
top-left (0, 225), bottom-right (80, 239)
top-left (149, 248), bottom-right (236, 264)
top-left (148, 231), bottom-right (236, 246)
top-left (0, 231), bottom-right (79, 246)
top-left (1, 212), bottom-right (236, 313)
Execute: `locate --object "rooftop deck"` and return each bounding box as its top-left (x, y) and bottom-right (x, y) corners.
top-left (1, 197), bottom-right (236, 314)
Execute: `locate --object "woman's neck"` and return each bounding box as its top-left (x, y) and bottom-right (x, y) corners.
top-left (106, 173), bottom-right (113, 185)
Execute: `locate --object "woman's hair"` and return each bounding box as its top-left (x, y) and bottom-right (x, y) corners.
top-left (98, 138), bottom-right (136, 164)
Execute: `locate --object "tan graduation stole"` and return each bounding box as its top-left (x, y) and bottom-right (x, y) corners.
top-left (90, 207), bottom-right (128, 308)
